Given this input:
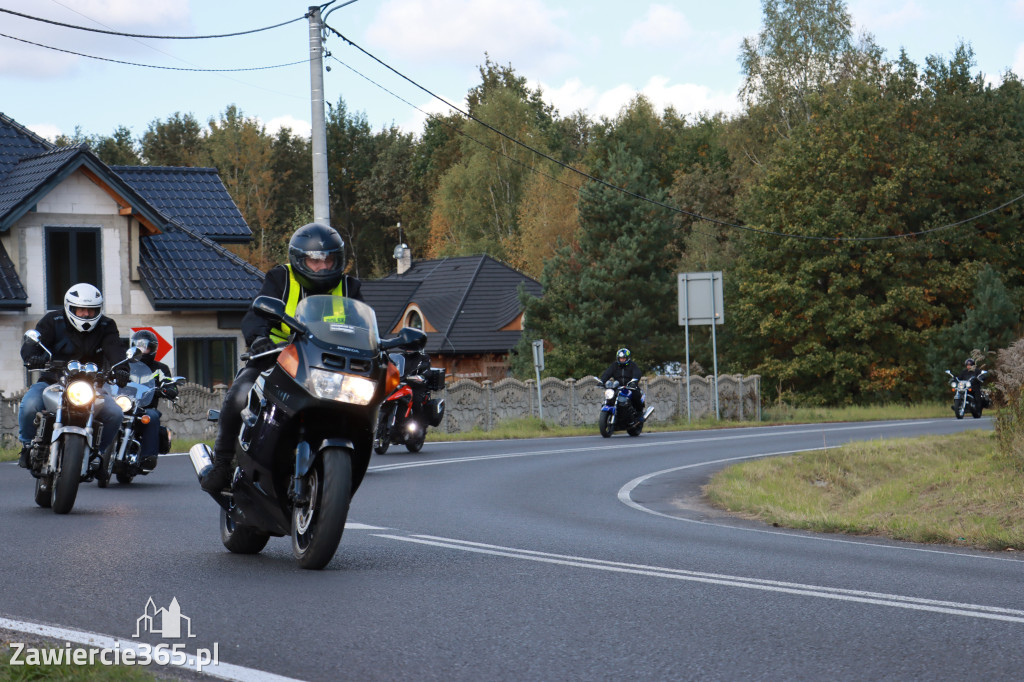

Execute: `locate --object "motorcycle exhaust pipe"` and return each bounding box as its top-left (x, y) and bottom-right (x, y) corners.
top-left (188, 443), bottom-right (214, 481)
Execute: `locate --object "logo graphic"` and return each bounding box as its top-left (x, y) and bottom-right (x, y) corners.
top-left (134, 597), bottom-right (196, 639)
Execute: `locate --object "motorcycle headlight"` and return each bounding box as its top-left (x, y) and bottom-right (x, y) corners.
top-left (115, 395), bottom-right (135, 412)
top-left (67, 380), bottom-right (95, 406)
top-left (309, 368), bottom-right (376, 405)
top-left (604, 388), bottom-right (615, 400)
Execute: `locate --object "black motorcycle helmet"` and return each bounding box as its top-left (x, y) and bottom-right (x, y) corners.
top-left (617, 348), bottom-right (631, 365)
top-left (965, 358), bottom-right (976, 369)
top-left (131, 329), bottom-right (159, 355)
top-left (288, 222), bottom-right (346, 294)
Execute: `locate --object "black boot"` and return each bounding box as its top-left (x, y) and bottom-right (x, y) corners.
top-left (200, 453), bottom-right (234, 493)
top-left (18, 445), bottom-right (31, 469)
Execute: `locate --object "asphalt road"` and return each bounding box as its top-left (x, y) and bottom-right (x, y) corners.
top-left (1, 417), bottom-right (1019, 681)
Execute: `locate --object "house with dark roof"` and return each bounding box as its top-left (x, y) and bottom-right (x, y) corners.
top-left (361, 249), bottom-right (542, 382)
top-left (0, 112), bottom-right (263, 393)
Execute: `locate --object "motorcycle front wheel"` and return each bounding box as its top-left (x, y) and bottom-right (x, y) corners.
top-left (405, 424), bottom-right (426, 453)
top-left (373, 409), bottom-right (391, 455)
top-left (599, 411), bottom-right (613, 438)
top-left (51, 434), bottom-right (86, 514)
top-left (292, 448), bottom-right (353, 570)
top-left (220, 506), bottom-right (270, 554)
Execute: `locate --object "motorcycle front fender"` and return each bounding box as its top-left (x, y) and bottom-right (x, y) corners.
top-left (49, 425), bottom-right (92, 469)
top-left (317, 437), bottom-right (357, 453)
top-left (600, 405), bottom-right (615, 413)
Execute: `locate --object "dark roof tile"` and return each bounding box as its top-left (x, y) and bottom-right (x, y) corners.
top-left (0, 238), bottom-right (28, 309)
top-left (112, 166), bottom-right (251, 242)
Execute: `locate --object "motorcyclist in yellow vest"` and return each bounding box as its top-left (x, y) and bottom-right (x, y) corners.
top-left (202, 223), bottom-right (363, 493)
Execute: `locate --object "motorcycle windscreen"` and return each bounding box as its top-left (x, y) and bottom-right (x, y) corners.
top-left (293, 295), bottom-right (380, 352)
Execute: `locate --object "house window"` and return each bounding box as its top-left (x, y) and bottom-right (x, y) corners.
top-left (176, 337), bottom-right (237, 389)
top-left (405, 310), bottom-right (423, 329)
top-left (46, 227), bottom-right (101, 310)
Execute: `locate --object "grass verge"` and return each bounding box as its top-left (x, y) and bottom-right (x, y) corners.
top-left (704, 430), bottom-right (1023, 551)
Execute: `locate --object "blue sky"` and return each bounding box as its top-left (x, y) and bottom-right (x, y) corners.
top-left (1, 0), bottom-right (1022, 142)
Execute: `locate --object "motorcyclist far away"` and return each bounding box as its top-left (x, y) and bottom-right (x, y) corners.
top-left (599, 348), bottom-right (652, 427)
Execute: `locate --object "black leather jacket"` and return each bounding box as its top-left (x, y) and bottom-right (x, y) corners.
top-left (600, 360), bottom-right (642, 385)
top-left (20, 311), bottom-right (124, 384)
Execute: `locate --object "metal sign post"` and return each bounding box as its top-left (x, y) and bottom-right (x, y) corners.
top-left (678, 272), bottom-right (725, 420)
top-left (532, 340), bottom-right (545, 419)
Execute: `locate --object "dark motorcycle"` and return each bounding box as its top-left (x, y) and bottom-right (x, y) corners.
top-left (189, 294), bottom-right (427, 570)
top-left (102, 360), bottom-right (184, 486)
top-left (21, 330), bottom-right (132, 513)
top-left (945, 369), bottom-right (990, 419)
top-left (373, 353), bottom-right (445, 455)
top-left (598, 379), bottom-right (653, 438)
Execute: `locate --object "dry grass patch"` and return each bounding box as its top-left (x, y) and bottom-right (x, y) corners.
top-left (704, 431), bottom-right (1024, 550)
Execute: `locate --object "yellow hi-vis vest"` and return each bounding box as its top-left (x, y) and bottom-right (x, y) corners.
top-left (268, 265), bottom-right (346, 343)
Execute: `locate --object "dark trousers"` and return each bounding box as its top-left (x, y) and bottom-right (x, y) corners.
top-left (212, 364), bottom-right (264, 461)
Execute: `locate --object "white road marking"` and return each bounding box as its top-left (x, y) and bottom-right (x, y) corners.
top-left (617, 446), bottom-right (1024, 563)
top-left (373, 533), bottom-right (1024, 623)
top-left (368, 420), bottom-right (949, 472)
top-left (0, 617), bottom-right (303, 682)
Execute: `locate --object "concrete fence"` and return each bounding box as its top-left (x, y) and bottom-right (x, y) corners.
top-left (0, 374), bottom-right (760, 447)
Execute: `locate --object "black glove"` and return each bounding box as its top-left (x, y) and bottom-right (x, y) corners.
top-left (113, 369), bottom-right (130, 387)
top-left (249, 337), bottom-right (274, 355)
top-left (160, 386), bottom-right (179, 400)
top-left (24, 353), bottom-right (48, 368)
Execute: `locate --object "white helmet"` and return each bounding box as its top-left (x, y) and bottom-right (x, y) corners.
top-left (64, 283), bottom-right (104, 332)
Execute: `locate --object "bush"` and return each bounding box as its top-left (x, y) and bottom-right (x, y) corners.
top-left (994, 338), bottom-right (1024, 468)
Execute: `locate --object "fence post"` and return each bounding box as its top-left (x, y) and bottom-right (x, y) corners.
top-left (738, 375), bottom-right (744, 421)
top-left (567, 378), bottom-right (575, 426)
top-left (483, 380), bottom-right (493, 431)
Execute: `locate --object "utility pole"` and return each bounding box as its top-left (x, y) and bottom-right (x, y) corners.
top-left (308, 5), bottom-right (330, 225)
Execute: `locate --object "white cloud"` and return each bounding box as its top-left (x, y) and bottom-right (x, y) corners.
top-left (1014, 0), bottom-right (1024, 17)
top-left (1015, 44), bottom-right (1024, 78)
top-left (63, 0), bottom-right (190, 26)
top-left (26, 123), bottom-right (62, 142)
top-left (365, 0), bottom-right (571, 70)
top-left (541, 75), bottom-right (739, 123)
top-left (623, 4), bottom-right (691, 49)
top-left (264, 114), bottom-right (311, 138)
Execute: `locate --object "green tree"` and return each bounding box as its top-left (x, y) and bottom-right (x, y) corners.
top-left (514, 145), bottom-right (677, 379)
top-left (140, 112), bottom-right (205, 166)
top-left (206, 106), bottom-right (276, 269)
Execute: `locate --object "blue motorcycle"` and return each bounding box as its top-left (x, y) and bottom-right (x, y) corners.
top-left (598, 379), bottom-right (652, 437)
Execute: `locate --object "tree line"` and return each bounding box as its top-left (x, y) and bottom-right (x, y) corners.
top-left (65, 0), bottom-right (1024, 405)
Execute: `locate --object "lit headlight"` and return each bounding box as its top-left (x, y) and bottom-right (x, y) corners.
top-left (67, 380), bottom-right (95, 406)
top-left (115, 395), bottom-right (135, 412)
top-left (604, 388), bottom-right (615, 400)
top-left (309, 369), bottom-right (376, 405)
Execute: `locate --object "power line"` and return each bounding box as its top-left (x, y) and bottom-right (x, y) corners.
top-left (0, 7), bottom-right (305, 39)
top-left (324, 24), bottom-right (1024, 243)
top-left (0, 32), bottom-right (309, 73)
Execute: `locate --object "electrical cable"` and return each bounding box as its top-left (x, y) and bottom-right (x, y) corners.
top-left (0, 32), bottom-right (309, 72)
top-left (325, 23), bottom-right (1024, 243)
top-left (0, 7), bottom-right (304, 39)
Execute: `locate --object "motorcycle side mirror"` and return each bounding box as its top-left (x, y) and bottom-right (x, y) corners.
top-left (170, 376), bottom-right (186, 385)
top-left (251, 296), bottom-right (307, 336)
top-left (381, 327), bottom-right (427, 351)
top-left (126, 346), bottom-right (141, 360)
top-left (23, 329), bottom-right (53, 358)
top-left (252, 296), bottom-right (286, 320)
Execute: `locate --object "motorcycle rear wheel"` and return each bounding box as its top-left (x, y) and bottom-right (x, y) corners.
top-left (51, 434), bottom-right (85, 514)
top-left (116, 472), bottom-right (136, 485)
top-left (292, 448), bottom-right (352, 570)
top-left (34, 475), bottom-right (52, 508)
top-left (972, 406), bottom-right (983, 419)
top-left (220, 506), bottom-right (270, 554)
top-left (599, 411), bottom-right (613, 438)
